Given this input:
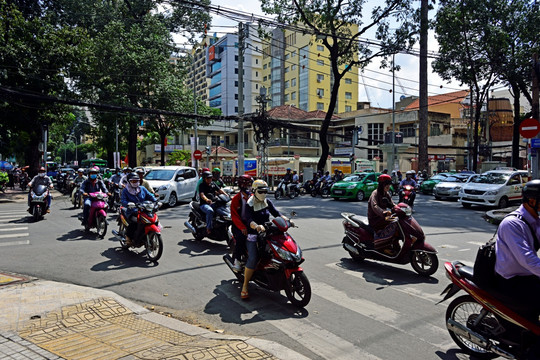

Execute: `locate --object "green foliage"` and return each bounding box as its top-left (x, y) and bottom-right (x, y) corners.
top-left (167, 150), bottom-right (192, 166)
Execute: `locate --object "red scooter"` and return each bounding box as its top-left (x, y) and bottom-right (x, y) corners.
top-left (440, 261), bottom-right (540, 358)
top-left (112, 201), bottom-right (163, 262)
top-left (79, 191), bottom-right (108, 238)
top-left (340, 203), bottom-right (438, 276)
top-left (399, 184), bottom-right (416, 207)
top-left (223, 216), bottom-right (311, 307)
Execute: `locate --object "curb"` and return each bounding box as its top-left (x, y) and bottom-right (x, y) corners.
top-left (484, 206), bottom-right (519, 225)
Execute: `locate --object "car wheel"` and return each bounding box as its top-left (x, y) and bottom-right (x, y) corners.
top-left (462, 202), bottom-right (471, 209)
top-left (168, 192), bottom-right (177, 207)
top-left (356, 190), bottom-right (365, 201)
top-left (498, 196), bottom-right (509, 209)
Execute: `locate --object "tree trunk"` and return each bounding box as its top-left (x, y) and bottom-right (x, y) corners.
top-left (128, 118), bottom-right (137, 168)
top-left (418, 0), bottom-right (429, 173)
top-left (511, 84), bottom-right (521, 168)
top-left (318, 68), bottom-right (341, 172)
top-left (472, 99), bottom-right (481, 173)
top-left (160, 132), bottom-right (166, 166)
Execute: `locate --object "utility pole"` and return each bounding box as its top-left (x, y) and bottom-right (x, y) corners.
top-left (418, 0), bottom-right (429, 173)
top-left (193, 50), bottom-right (199, 170)
top-left (532, 53), bottom-right (539, 179)
top-left (237, 22), bottom-right (245, 176)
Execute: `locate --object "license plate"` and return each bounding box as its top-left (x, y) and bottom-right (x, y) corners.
top-left (334, 190), bottom-right (344, 195)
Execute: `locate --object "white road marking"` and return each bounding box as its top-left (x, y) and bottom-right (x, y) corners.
top-left (0, 227), bottom-right (28, 232)
top-left (467, 241), bottom-right (485, 246)
top-left (0, 240), bottom-right (30, 246)
top-left (0, 233), bottom-right (29, 239)
top-left (439, 244), bottom-right (458, 249)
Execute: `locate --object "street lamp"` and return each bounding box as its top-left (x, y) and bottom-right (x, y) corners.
top-left (67, 135), bottom-right (78, 166)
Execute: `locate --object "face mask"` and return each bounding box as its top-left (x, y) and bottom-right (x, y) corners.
top-left (129, 181), bottom-right (139, 188)
top-left (39, 173), bottom-right (45, 177)
top-left (254, 189), bottom-right (267, 201)
top-left (89, 174), bottom-right (97, 180)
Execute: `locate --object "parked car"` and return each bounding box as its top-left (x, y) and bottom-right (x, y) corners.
top-left (330, 172), bottom-right (379, 201)
top-left (459, 170), bottom-right (524, 209)
top-left (419, 173), bottom-right (452, 194)
top-left (432, 174), bottom-right (477, 201)
top-left (144, 166), bottom-right (198, 207)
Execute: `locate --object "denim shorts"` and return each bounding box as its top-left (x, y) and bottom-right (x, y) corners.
top-left (245, 238), bottom-right (259, 269)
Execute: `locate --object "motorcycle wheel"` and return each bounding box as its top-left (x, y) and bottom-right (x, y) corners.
top-left (33, 206), bottom-right (41, 222)
top-left (410, 251), bottom-right (438, 276)
top-left (321, 188), bottom-right (330, 198)
top-left (288, 190), bottom-right (295, 199)
top-left (190, 213), bottom-right (205, 241)
top-left (299, 187), bottom-right (306, 196)
top-left (274, 189), bottom-right (283, 200)
top-left (146, 232), bottom-right (163, 262)
top-left (96, 215), bottom-right (107, 239)
top-left (446, 295), bottom-right (498, 359)
top-left (118, 223), bottom-right (129, 249)
top-left (284, 271), bottom-right (311, 308)
top-left (310, 189), bottom-right (317, 197)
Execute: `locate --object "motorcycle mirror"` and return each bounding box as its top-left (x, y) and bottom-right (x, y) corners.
top-left (157, 202), bottom-right (163, 209)
top-left (127, 202), bottom-right (136, 208)
top-left (290, 211), bottom-right (297, 218)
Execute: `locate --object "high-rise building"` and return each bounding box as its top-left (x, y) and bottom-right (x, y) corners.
top-left (260, 27), bottom-right (359, 113)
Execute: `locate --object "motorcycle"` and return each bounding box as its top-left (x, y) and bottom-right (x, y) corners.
top-left (274, 180), bottom-right (299, 200)
top-left (29, 184), bottom-right (50, 221)
top-left (298, 179), bottom-right (314, 195)
top-left (107, 182), bottom-right (122, 212)
top-left (184, 193), bottom-right (233, 247)
top-left (71, 183), bottom-right (83, 209)
top-left (223, 214), bottom-right (311, 307)
top-left (112, 201), bottom-right (163, 262)
top-left (340, 203), bottom-right (438, 276)
top-left (440, 261), bottom-right (540, 359)
top-left (399, 184), bottom-right (416, 207)
top-left (78, 191), bottom-right (108, 238)
top-left (311, 179), bottom-right (333, 198)
top-left (20, 175), bottom-right (28, 191)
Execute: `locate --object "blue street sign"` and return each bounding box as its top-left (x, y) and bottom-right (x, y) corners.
top-left (531, 138), bottom-right (540, 148)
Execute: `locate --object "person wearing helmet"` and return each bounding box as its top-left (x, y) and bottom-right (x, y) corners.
top-left (399, 170), bottom-right (417, 206)
top-left (212, 167), bottom-right (225, 189)
top-left (368, 174), bottom-right (398, 254)
top-left (279, 168), bottom-right (294, 196)
top-left (135, 168), bottom-right (154, 195)
top-left (80, 167), bottom-right (109, 228)
top-left (230, 175), bottom-right (254, 271)
top-left (27, 167), bottom-right (54, 213)
top-left (241, 179), bottom-right (287, 299)
top-left (492, 180), bottom-right (540, 324)
top-left (71, 168), bottom-right (87, 205)
top-left (119, 167), bottom-right (133, 188)
top-left (199, 171), bottom-right (228, 234)
top-left (120, 172), bottom-right (156, 246)
top-left (109, 168), bottom-right (122, 186)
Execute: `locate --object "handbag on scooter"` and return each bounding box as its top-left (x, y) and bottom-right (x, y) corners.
top-left (473, 213), bottom-right (539, 289)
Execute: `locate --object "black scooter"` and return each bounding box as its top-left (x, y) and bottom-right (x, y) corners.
top-left (184, 193), bottom-right (234, 247)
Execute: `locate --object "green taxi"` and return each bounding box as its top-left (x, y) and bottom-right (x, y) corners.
top-left (419, 173), bottom-right (452, 194)
top-left (330, 172), bottom-right (379, 201)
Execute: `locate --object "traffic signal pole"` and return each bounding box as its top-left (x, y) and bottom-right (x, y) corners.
top-left (237, 22), bottom-right (245, 175)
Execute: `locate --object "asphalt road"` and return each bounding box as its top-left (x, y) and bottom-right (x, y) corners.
top-left (0, 192), bottom-right (497, 360)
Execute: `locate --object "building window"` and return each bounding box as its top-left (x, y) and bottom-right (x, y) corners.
top-left (284, 93), bottom-right (289, 102)
top-left (285, 53), bottom-right (290, 60)
top-left (263, 76), bottom-right (267, 81)
top-left (345, 78), bottom-right (352, 84)
top-left (367, 123), bottom-right (384, 146)
top-left (317, 74), bottom-right (324, 82)
top-left (317, 102), bottom-right (324, 110)
top-left (317, 88), bottom-right (324, 97)
top-left (400, 124), bottom-right (416, 137)
top-left (235, 68), bottom-right (238, 74)
top-left (345, 105), bottom-right (352, 112)
top-left (234, 81), bottom-right (238, 87)
top-left (291, 64), bottom-right (296, 71)
top-left (235, 55), bottom-right (238, 61)
top-left (255, 71), bottom-right (258, 77)
top-left (263, 64), bottom-right (267, 69)
top-left (317, 59), bottom-right (324, 66)
top-left (256, 59), bottom-right (259, 64)
top-left (317, 45), bottom-right (324, 51)
top-left (368, 149), bottom-right (383, 161)
top-left (235, 94), bottom-right (238, 100)
top-left (291, 78), bottom-right (296, 87)
top-left (291, 92), bottom-right (296, 100)
top-left (431, 123), bottom-right (442, 136)
top-left (284, 67), bottom-right (289, 73)
top-left (285, 80), bottom-right (290, 89)
top-left (291, 50), bottom-right (296, 57)
top-left (345, 92), bottom-right (352, 99)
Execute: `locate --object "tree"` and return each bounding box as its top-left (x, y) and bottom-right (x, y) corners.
top-left (167, 149), bottom-right (192, 166)
top-left (261, 0), bottom-right (418, 171)
top-left (433, 0), bottom-right (499, 173)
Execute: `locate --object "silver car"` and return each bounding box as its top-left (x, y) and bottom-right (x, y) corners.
top-left (144, 166), bottom-right (199, 207)
top-left (433, 174), bottom-right (477, 200)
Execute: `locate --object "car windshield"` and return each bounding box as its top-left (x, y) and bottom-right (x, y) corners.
top-left (145, 169), bottom-right (176, 181)
top-left (472, 173), bottom-right (509, 185)
top-left (431, 174), bottom-right (447, 181)
top-left (344, 174), bottom-right (367, 182)
top-left (443, 176), bottom-right (468, 183)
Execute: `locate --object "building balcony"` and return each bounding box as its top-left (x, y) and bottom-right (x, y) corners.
top-left (226, 142), bottom-right (253, 151)
top-left (268, 138), bottom-right (320, 148)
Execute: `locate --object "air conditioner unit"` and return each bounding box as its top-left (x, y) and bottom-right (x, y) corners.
top-left (317, 79), bottom-right (321, 83)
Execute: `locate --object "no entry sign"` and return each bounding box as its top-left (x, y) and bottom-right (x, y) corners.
top-left (193, 149), bottom-right (203, 160)
top-left (519, 117), bottom-right (540, 138)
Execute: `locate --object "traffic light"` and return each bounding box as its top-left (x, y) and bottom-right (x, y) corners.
top-left (349, 153), bottom-right (355, 163)
top-left (205, 146), bottom-right (211, 155)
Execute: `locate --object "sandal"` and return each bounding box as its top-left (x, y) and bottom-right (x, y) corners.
top-left (241, 290), bottom-right (249, 300)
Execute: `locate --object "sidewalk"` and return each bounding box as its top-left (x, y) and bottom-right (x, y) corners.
top-left (0, 188), bottom-right (27, 203)
top-left (484, 205), bottom-right (520, 225)
top-left (0, 272), bottom-right (308, 360)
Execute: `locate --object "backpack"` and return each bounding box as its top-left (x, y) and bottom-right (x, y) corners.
top-left (473, 213), bottom-right (539, 289)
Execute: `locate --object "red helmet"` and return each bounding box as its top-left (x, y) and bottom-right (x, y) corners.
top-left (237, 175), bottom-right (253, 188)
top-left (378, 174), bottom-right (392, 185)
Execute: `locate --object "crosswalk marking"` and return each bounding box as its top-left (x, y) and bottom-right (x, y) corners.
top-left (0, 233), bottom-right (29, 239)
top-left (468, 241), bottom-right (485, 246)
top-left (0, 227), bottom-right (28, 232)
top-left (0, 240), bottom-right (30, 247)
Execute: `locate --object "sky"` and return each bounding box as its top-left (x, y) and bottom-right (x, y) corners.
top-left (177, 0), bottom-right (476, 110)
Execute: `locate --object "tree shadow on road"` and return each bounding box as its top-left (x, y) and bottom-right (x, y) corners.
top-left (204, 279), bottom-right (309, 326)
top-left (177, 238), bottom-right (231, 258)
top-left (56, 228), bottom-right (102, 241)
top-left (91, 247), bottom-right (158, 271)
top-left (336, 257), bottom-right (439, 286)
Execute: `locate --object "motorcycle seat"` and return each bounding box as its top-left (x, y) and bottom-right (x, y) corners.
top-left (350, 215), bottom-right (374, 235)
top-left (457, 265), bottom-right (474, 281)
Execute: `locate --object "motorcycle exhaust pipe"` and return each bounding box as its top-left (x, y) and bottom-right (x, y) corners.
top-left (447, 319), bottom-right (515, 359)
top-left (184, 221), bottom-right (197, 235)
top-left (111, 230), bottom-right (125, 242)
top-left (343, 242), bottom-right (361, 256)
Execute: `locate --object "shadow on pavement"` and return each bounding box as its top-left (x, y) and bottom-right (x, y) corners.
top-left (204, 279), bottom-right (309, 325)
top-left (177, 238), bottom-right (230, 258)
top-left (434, 349), bottom-right (470, 359)
top-left (91, 247), bottom-right (159, 271)
top-left (56, 228), bottom-right (102, 241)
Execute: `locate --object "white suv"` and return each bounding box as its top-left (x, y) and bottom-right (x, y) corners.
top-left (459, 170), bottom-right (524, 209)
top-left (144, 166), bottom-right (198, 207)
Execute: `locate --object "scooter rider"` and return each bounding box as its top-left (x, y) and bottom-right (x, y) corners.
top-left (80, 167), bottom-right (109, 228)
top-left (230, 175), bottom-right (253, 272)
top-left (493, 180), bottom-right (540, 323)
top-left (71, 168), bottom-right (87, 204)
top-left (27, 167), bottom-right (54, 213)
top-left (368, 174), bottom-right (398, 254)
top-left (199, 171), bottom-right (228, 234)
top-left (282, 168), bottom-right (293, 195)
top-left (212, 168), bottom-right (226, 189)
top-left (399, 170), bottom-right (417, 205)
top-left (121, 172), bottom-right (156, 246)
top-left (135, 168), bottom-right (155, 195)
top-left (119, 167), bottom-right (133, 188)
top-left (241, 179), bottom-right (287, 300)
top-left (109, 168), bottom-right (122, 186)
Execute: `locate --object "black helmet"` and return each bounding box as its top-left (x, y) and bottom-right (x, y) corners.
top-left (523, 180), bottom-right (540, 202)
top-left (202, 171), bottom-right (213, 178)
top-left (127, 172), bottom-right (140, 182)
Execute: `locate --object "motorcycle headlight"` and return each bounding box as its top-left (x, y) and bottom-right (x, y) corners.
top-left (402, 206), bottom-right (413, 217)
top-left (271, 243), bottom-right (302, 262)
top-left (485, 190), bottom-right (498, 195)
